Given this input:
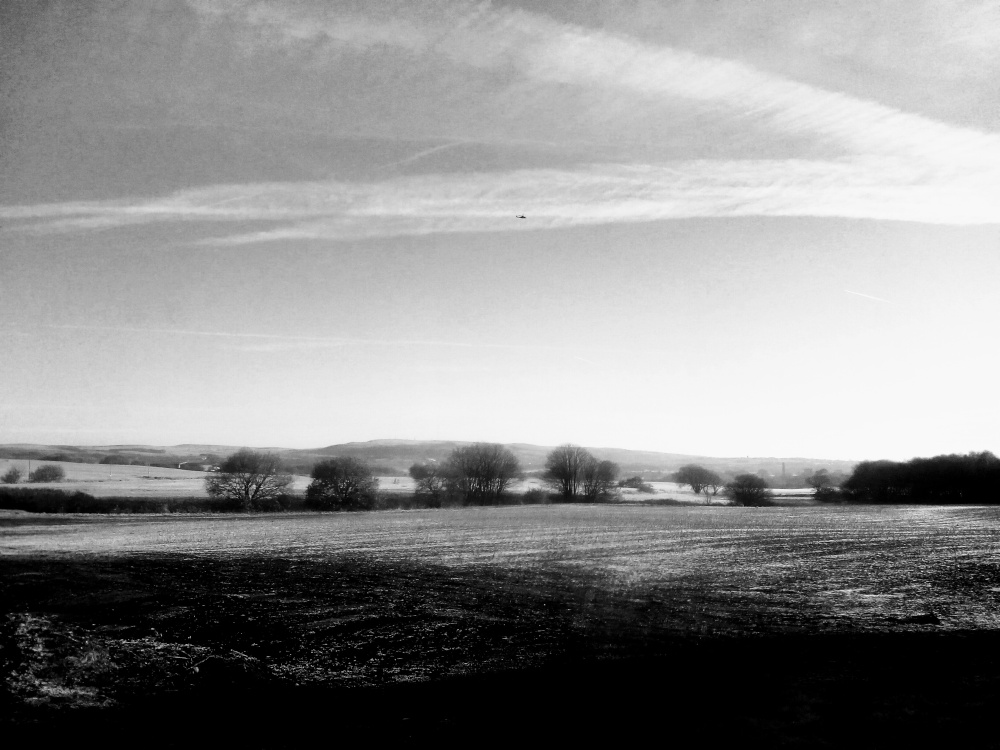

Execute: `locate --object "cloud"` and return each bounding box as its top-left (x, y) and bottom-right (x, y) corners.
top-left (43, 323), bottom-right (621, 355)
top-left (925, 0), bottom-right (1000, 56)
top-left (6, 155), bottom-right (1000, 242)
top-left (4, 1), bottom-right (1000, 241)
top-left (186, 0), bottom-right (1000, 164)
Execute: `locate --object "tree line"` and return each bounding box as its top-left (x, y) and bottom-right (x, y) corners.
top-left (2, 464), bottom-right (66, 484)
top-left (671, 451), bottom-right (1000, 505)
top-left (204, 444), bottom-right (528, 511)
top-left (839, 451), bottom-right (1000, 503)
top-left (207, 443), bottom-right (622, 511)
top-left (7, 447), bottom-right (998, 511)
top-left (672, 464), bottom-right (774, 506)
top-left (206, 443), bottom-right (815, 511)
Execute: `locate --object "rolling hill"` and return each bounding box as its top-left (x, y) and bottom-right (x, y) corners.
top-left (0, 439), bottom-right (858, 480)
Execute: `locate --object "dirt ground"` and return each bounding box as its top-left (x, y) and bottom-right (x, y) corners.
top-left (3, 505), bottom-right (1000, 746)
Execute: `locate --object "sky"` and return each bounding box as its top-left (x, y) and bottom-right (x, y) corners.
top-left (2, 0), bottom-right (999, 461)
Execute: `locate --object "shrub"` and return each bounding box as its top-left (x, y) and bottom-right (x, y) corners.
top-left (725, 474), bottom-right (773, 506)
top-left (815, 486), bottom-right (843, 503)
top-left (306, 457), bottom-right (379, 511)
top-left (374, 493), bottom-right (405, 511)
top-left (0, 488), bottom-right (97, 513)
top-left (249, 493), bottom-right (302, 512)
top-left (0, 488), bottom-right (307, 514)
top-left (373, 492), bottom-right (470, 511)
top-left (1, 467), bottom-right (22, 484)
top-left (0, 487), bottom-right (304, 514)
top-left (619, 476), bottom-right (655, 493)
top-left (522, 488), bottom-right (551, 505)
top-left (28, 464), bottom-right (66, 483)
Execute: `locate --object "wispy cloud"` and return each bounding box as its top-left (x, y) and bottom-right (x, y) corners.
top-left (4, 1), bottom-right (1000, 241)
top-left (373, 141), bottom-right (473, 171)
top-left (43, 323), bottom-right (631, 355)
top-left (6, 156), bottom-right (999, 242)
top-left (188, 0), bottom-right (1000, 164)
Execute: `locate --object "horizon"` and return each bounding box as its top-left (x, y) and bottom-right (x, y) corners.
top-left (2, 435), bottom-right (980, 466)
top-left (3, 1), bottom-right (998, 462)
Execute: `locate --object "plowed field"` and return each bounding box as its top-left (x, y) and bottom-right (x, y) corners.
top-left (3, 504), bottom-right (1000, 746)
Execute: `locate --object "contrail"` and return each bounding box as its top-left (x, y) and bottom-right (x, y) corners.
top-left (376, 141), bottom-right (469, 170)
top-left (43, 324), bottom-right (638, 355)
top-left (844, 289), bottom-right (892, 304)
top-left (200, 192), bottom-right (264, 209)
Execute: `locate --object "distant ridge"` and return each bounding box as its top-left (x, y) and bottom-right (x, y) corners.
top-left (0, 440), bottom-right (859, 477)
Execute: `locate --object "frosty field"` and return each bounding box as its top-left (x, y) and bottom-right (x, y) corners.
top-left (4, 503), bottom-right (1000, 745)
top-left (5, 504), bottom-right (1000, 631)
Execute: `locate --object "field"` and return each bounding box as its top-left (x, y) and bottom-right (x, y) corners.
top-left (0, 458), bottom-right (742, 504)
top-left (0, 459), bottom-right (314, 497)
top-left (4, 504), bottom-right (1000, 745)
top-left (0, 459), bottom-right (811, 505)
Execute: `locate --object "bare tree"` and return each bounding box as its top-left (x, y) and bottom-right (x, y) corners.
top-left (702, 474), bottom-right (725, 505)
top-left (205, 449), bottom-right (292, 510)
top-left (307, 457), bottom-right (379, 510)
top-left (444, 443), bottom-right (520, 505)
top-left (581, 458), bottom-right (620, 502)
top-left (675, 464), bottom-right (722, 502)
top-left (544, 444), bottom-right (593, 501)
top-left (409, 462), bottom-right (446, 507)
top-left (806, 469), bottom-right (835, 499)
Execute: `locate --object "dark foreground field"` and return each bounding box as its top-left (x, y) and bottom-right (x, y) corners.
top-left (3, 505), bottom-right (1000, 747)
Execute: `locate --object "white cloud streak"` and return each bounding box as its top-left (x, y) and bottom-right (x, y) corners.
top-left (187, 0), bottom-right (1000, 164)
top-left (6, 156), bottom-right (999, 242)
top-left (4, 1), bottom-right (1000, 240)
top-left (43, 324), bottom-right (630, 355)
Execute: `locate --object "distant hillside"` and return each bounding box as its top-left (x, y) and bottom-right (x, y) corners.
top-left (0, 440), bottom-right (858, 479)
top-left (295, 440), bottom-right (858, 478)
